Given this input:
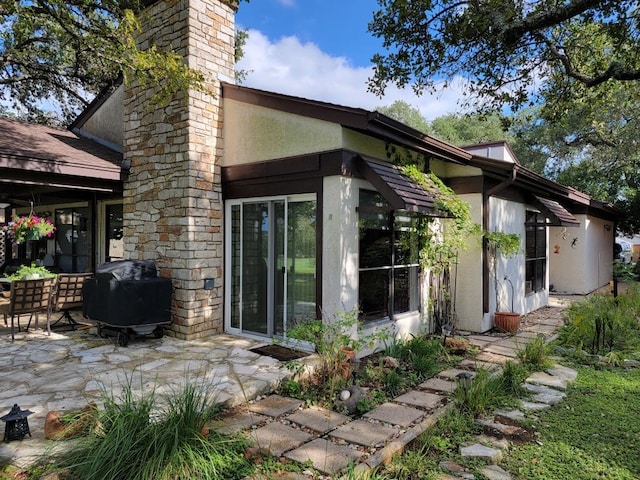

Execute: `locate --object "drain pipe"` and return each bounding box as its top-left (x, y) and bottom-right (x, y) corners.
top-left (482, 166), bottom-right (518, 314)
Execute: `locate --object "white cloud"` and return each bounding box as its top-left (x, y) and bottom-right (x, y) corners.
top-left (236, 30), bottom-right (468, 121)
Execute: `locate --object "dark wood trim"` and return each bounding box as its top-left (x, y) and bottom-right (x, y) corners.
top-left (316, 182), bottom-right (323, 320)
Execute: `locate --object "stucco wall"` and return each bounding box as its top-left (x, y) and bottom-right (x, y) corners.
top-left (453, 193), bottom-right (485, 332)
top-left (549, 215), bottom-right (613, 294)
top-left (222, 99), bottom-right (343, 165)
top-left (489, 197), bottom-right (548, 320)
top-left (77, 85), bottom-right (124, 152)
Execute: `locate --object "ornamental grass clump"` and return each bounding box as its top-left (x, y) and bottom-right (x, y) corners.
top-left (54, 375), bottom-right (252, 480)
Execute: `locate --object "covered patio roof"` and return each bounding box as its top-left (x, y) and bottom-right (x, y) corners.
top-left (0, 118), bottom-right (124, 207)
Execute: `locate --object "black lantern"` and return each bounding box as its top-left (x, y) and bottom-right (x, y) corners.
top-left (1, 404), bottom-right (34, 442)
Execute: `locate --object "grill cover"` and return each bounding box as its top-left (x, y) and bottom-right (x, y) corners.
top-left (83, 261), bottom-right (172, 327)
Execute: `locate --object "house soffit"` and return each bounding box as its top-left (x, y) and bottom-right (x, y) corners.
top-left (531, 196), bottom-right (580, 227)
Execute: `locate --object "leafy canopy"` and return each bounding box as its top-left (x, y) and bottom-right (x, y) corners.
top-left (368, 0), bottom-right (640, 112)
top-left (0, 0), bottom-right (248, 124)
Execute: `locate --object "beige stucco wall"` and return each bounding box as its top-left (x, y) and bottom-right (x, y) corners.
top-left (489, 197), bottom-right (548, 321)
top-left (549, 215), bottom-right (613, 294)
top-left (453, 193), bottom-right (485, 332)
top-left (222, 100), bottom-right (343, 165)
top-left (76, 85), bottom-right (124, 152)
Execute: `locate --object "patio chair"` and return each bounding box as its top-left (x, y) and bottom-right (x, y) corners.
top-left (0, 278), bottom-right (55, 341)
top-left (50, 273), bottom-right (93, 330)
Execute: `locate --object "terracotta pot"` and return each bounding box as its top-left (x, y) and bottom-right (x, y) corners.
top-left (339, 346), bottom-right (356, 361)
top-left (493, 312), bottom-right (521, 333)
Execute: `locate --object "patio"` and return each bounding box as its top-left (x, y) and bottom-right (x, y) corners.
top-left (0, 321), bottom-right (292, 468)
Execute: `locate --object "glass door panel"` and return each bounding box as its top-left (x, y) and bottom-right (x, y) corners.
top-left (284, 200), bottom-right (317, 335)
top-left (241, 202), bottom-right (269, 335)
top-left (227, 196), bottom-right (316, 339)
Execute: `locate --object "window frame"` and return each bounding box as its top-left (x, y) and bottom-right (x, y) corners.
top-left (358, 190), bottom-right (421, 324)
top-left (525, 211), bottom-right (547, 294)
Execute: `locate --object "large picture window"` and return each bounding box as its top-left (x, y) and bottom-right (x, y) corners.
top-left (358, 190), bottom-right (420, 323)
top-left (525, 212), bottom-right (546, 294)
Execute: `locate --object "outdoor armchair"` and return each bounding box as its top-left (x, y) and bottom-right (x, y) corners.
top-left (0, 278), bottom-right (55, 341)
top-left (50, 273), bottom-right (93, 330)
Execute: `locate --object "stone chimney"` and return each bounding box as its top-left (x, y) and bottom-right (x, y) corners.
top-left (122, 0), bottom-right (236, 339)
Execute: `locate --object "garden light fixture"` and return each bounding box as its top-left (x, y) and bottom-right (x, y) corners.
top-left (1, 404), bottom-right (34, 442)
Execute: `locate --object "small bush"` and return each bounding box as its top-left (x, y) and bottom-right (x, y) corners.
top-left (517, 335), bottom-right (552, 371)
top-left (453, 368), bottom-right (507, 417)
top-left (558, 286), bottom-right (640, 355)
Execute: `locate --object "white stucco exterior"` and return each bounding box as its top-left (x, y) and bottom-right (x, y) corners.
top-left (74, 84), bottom-right (124, 152)
top-left (549, 215), bottom-right (614, 294)
top-left (452, 193), bottom-right (485, 332)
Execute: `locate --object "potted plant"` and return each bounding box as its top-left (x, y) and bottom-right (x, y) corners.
top-left (8, 262), bottom-right (57, 281)
top-left (2, 214), bottom-right (56, 245)
top-left (485, 231), bottom-right (521, 333)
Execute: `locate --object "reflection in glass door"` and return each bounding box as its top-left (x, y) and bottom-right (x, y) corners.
top-left (226, 196), bottom-right (316, 338)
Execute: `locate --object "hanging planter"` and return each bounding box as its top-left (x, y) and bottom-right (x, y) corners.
top-left (2, 214), bottom-right (56, 244)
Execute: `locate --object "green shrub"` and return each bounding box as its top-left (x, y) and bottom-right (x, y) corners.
top-left (558, 286), bottom-right (640, 355)
top-left (453, 368), bottom-right (507, 417)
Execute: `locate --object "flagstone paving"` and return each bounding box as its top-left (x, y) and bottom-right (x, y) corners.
top-left (0, 297), bottom-right (577, 478)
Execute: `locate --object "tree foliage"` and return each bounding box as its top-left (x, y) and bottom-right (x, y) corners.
top-left (0, 0), bottom-right (248, 124)
top-left (368, 0), bottom-right (640, 112)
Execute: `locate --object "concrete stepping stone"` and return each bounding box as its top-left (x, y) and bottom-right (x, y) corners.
top-left (419, 377), bottom-right (457, 394)
top-left (439, 460), bottom-right (473, 479)
top-left (363, 402), bottom-right (425, 427)
top-left (480, 464), bottom-right (513, 480)
top-left (494, 409), bottom-right (526, 423)
top-left (284, 438), bottom-right (363, 475)
top-left (210, 411), bottom-right (268, 434)
top-left (547, 364), bottom-right (578, 382)
top-left (394, 390), bottom-right (445, 410)
top-left (330, 419), bottom-right (398, 447)
top-left (287, 406), bottom-right (350, 434)
top-left (521, 400), bottom-right (552, 412)
top-left (460, 443), bottom-right (502, 463)
top-left (523, 383), bottom-right (566, 405)
top-left (483, 344), bottom-right (518, 358)
top-left (526, 371), bottom-right (569, 390)
top-left (476, 434), bottom-right (510, 452)
top-left (247, 422), bottom-right (312, 456)
top-left (247, 395), bottom-right (304, 417)
top-left (476, 351), bottom-right (516, 364)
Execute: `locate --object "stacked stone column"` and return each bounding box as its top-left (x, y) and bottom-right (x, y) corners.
top-left (123, 0), bottom-right (236, 338)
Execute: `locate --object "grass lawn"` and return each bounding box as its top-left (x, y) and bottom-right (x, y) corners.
top-left (379, 363), bottom-right (640, 480)
top-left (504, 365), bottom-right (640, 480)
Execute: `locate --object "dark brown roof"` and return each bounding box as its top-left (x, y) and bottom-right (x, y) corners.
top-left (532, 196), bottom-right (580, 227)
top-left (356, 156), bottom-right (438, 215)
top-left (0, 117), bottom-right (122, 181)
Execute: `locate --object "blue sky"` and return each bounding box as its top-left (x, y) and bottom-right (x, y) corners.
top-left (235, 0), bottom-right (465, 120)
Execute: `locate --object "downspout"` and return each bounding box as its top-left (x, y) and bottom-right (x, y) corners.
top-left (482, 166), bottom-right (517, 315)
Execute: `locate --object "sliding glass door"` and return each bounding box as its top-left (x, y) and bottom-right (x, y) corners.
top-left (226, 195), bottom-right (316, 338)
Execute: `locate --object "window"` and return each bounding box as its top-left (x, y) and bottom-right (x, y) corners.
top-left (358, 190), bottom-right (420, 323)
top-left (525, 212), bottom-right (546, 294)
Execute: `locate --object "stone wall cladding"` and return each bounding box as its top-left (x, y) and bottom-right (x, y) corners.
top-left (123, 0), bottom-right (235, 339)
